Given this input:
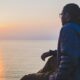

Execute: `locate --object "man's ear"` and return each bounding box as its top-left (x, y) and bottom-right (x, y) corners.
top-left (65, 13), bottom-right (71, 22)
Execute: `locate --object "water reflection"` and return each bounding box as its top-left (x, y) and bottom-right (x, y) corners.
top-left (0, 50), bottom-right (5, 80)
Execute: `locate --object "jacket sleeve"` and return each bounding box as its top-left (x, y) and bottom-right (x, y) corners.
top-left (49, 50), bottom-right (57, 56)
top-left (56, 27), bottom-right (78, 80)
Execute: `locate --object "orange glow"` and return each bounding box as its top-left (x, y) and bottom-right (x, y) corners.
top-left (0, 22), bottom-right (18, 28)
top-left (0, 50), bottom-right (5, 80)
top-left (0, 17), bottom-right (55, 28)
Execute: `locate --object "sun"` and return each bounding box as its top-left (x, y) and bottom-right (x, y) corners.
top-left (0, 23), bottom-right (10, 28)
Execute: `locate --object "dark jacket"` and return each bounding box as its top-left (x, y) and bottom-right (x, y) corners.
top-left (56, 22), bottom-right (80, 80)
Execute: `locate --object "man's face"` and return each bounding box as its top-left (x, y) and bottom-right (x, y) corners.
top-left (60, 12), bottom-right (70, 25)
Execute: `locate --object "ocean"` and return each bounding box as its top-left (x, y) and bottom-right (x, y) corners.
top-left (0, 40), bottom-right (58, 80)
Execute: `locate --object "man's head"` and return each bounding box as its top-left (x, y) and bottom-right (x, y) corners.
top-left (61, 3), bottom-right (80, 25)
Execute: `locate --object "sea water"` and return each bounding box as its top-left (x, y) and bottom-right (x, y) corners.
top-left (0, 40), bottom-right (57, 80)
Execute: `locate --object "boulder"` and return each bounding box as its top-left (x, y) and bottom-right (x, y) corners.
top-left (21, 56), bottom-right (58, 80)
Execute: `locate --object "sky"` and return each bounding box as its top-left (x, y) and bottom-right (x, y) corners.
top-left (0, 0), bottom-right (80, 40)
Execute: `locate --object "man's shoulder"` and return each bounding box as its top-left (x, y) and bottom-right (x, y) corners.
top-left (61, 23), bottom-right (73, 33)
top-left (61, 22), bottom-right (80, 32)
top-left (63, 23), bottom-right (75, 29)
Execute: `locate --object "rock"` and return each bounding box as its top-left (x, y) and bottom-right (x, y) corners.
top-left (20, 56), bottom-right (57, 80)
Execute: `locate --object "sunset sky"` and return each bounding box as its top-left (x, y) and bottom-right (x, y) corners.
top-left (0, 0), bottom-right (80, 40)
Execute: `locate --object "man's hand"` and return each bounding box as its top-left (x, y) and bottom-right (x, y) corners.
top-left (41, 50), bottom-right (57, 61)
top-left (41, 51), bottom-right (50, 61)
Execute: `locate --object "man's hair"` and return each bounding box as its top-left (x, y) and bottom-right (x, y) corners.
top-left (62, 3), bottom-right (80, 24)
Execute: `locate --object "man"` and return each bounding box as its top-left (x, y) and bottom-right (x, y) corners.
top-left (53, 3), bottom-right (80, 80)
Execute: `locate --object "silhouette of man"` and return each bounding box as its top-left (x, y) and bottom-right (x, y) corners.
top-left (49, 3), bottom-right (80, 80)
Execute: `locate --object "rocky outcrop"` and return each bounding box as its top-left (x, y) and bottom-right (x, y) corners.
top-left (20, 56), bottom-right (58, 80)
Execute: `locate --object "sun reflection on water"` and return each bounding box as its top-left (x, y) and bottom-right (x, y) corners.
top-left (0, 50), bottom-right (5, 80)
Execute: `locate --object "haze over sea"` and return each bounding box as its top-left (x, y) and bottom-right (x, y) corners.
top-left (0, 40), bottom-right (57, 80)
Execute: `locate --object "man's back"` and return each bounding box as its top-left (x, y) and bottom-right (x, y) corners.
top-left (57, 22), bottom-right (80, 80)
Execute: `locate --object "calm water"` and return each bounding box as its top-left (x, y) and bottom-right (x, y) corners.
top-left (0, 40), bottom-right (57, 80)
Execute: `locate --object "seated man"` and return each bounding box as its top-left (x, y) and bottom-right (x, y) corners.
top-left (21, 50), bottom-right (58, 80)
